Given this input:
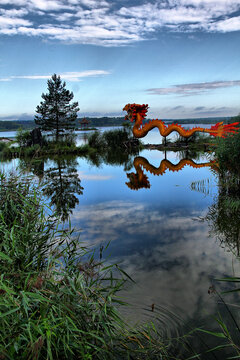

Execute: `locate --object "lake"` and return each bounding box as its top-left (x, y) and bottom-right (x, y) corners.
top-left (1, 126), bottom-right (239, 358)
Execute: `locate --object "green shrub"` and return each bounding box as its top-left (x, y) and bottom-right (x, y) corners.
top-left (87, 131), bottom-right (105, 149)
top-left (215, 131), bottom-right (240, 174)
top-left (16, 128), bottom-right (31, 147)
top-left (41, 135), bottom-right (78, 154)
top-left (87, 128), bottom-right (140, 152)
top-left (103, 128), bottom-right (129, 148)
top-left (62, 131), bottom-right (77, 146)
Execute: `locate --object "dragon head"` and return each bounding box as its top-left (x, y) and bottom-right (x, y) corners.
top-left (123, 103), bottom-right (149, 125)
top-left (126, 171), bottom-right (150, 190)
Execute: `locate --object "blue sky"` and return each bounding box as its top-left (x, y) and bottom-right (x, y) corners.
top-left (0, 0), bottom-right (240, 120)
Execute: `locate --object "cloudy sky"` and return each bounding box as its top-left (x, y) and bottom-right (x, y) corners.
top-left (0, 0), bottom-right (240, 119)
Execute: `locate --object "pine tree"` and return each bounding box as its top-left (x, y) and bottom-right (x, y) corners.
top-left (35, 74), bottom-right (79, 141)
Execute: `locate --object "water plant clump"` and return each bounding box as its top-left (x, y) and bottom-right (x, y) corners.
top-left (0, 172), bottom-right (173, 360)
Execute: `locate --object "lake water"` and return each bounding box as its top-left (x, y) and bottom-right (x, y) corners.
top-left (1, 126), bottom-right (239, 358)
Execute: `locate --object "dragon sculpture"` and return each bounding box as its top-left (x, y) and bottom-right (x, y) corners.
top-left (126, 156), bottom-right (218, 190)
top-left (123, 103), bottom-right (239, 139)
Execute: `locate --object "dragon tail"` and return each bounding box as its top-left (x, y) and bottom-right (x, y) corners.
top-left (207, 122), bottom-right (239, 138)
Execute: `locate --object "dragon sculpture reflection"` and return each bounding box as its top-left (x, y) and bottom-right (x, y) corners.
top-left (126, 156), bottom-right (218, 190)
top-left (123, 103), bottom-right (239, 139)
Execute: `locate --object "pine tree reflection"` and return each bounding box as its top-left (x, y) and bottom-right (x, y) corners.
top-left (43, 157), bottom-right (83, 221)
top-left (18, 156), bottom-right (83, 221)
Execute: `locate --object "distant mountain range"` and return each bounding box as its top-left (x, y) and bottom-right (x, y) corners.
top-left (0, 116), bottom-right (236, 132)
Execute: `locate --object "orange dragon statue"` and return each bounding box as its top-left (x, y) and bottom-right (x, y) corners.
top-left (123, 103), bottom-right (239, 139)
top-left (126, 156), bottom-right (218, 190)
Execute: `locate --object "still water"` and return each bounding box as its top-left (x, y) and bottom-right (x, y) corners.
top-left (1, 127), bottom-right (240, 357)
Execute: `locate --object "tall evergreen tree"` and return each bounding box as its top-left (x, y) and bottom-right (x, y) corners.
top-left (35, 74), bottom-right (79, 141)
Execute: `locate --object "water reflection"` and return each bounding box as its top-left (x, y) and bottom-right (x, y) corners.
top-left (69, 198), bottom-right (240, 336)
top-left (19, 157), bottom-right (84, 221)
top-left (206, 176), bottom-right (240, 256)
top-left (126, 155), bottom-right (218, 190)
top-left (43, 158), bottom-right (84, 221)
top-left (85, 144), bottom-right (136, 171)
top-left (190, 166), bottom-right (240, 256)
top-left (19, 158), bottom-right (45, 179)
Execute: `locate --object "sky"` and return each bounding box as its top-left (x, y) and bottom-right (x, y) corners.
top-left (0, 0), bottom-right (240, 120)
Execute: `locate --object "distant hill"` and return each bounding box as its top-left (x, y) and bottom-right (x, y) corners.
top-left (78, 117), bottom-right (124, 127)
top-left (167, 116), bottom-right (232, 124)
top-left (0, 115), bottom-right (237, 132)
top-left (79, 116), bottom-right (233, 127)
top-left (0, 120), bottom-right (35, 131)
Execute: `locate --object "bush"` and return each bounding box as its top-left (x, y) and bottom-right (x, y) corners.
top-left (103, 128), bottom-right (129, 147)
top-left (62, 131), bottom-right (77, 146)
top-left (87, 128), bottom-right (140, 152)
top-left (87, 130), bottom-right (105, 149)
top-left (42, 133), bottom-right (77, 152)
top-left (215, 131), bottom-right (240, 174)
top-left (16, 128), bottom-right (31, 147)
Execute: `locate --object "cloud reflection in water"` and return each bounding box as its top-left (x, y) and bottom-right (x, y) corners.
top-left (70, 199), bottom-right (240, 329)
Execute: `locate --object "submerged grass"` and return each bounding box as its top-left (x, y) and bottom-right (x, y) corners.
top-left (0, 172), bottom-right (173, 359)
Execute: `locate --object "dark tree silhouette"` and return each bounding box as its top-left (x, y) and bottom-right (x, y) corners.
top-left (35, 74), bottom-right (79, 142)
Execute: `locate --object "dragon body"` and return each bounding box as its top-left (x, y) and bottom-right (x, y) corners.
top-left (123, 103), bottom-right (239, 139)
top-left (126, 156), bottom-right (218, 190)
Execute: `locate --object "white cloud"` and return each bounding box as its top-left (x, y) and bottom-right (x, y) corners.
top-left (208, 16), bottom-right (240, 32)
top-left (0, 0), bottom-right (239, 46)
top-left (0, 0), bottom-right (27, 4)
top-left (0, 8), bottom-right (28, 17)
top-left (0, 70), bottom-right (111, 82)
top-left (0, 17), bottom-right (32, 27)
top-left (147, 80), bottom-right (240, 96)
top-left (30, 0), bottom-right (73, 11)
top-left (79, 0), bottom-right (109, 8)
top-left (52, 12), bottom-right (74, 22)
